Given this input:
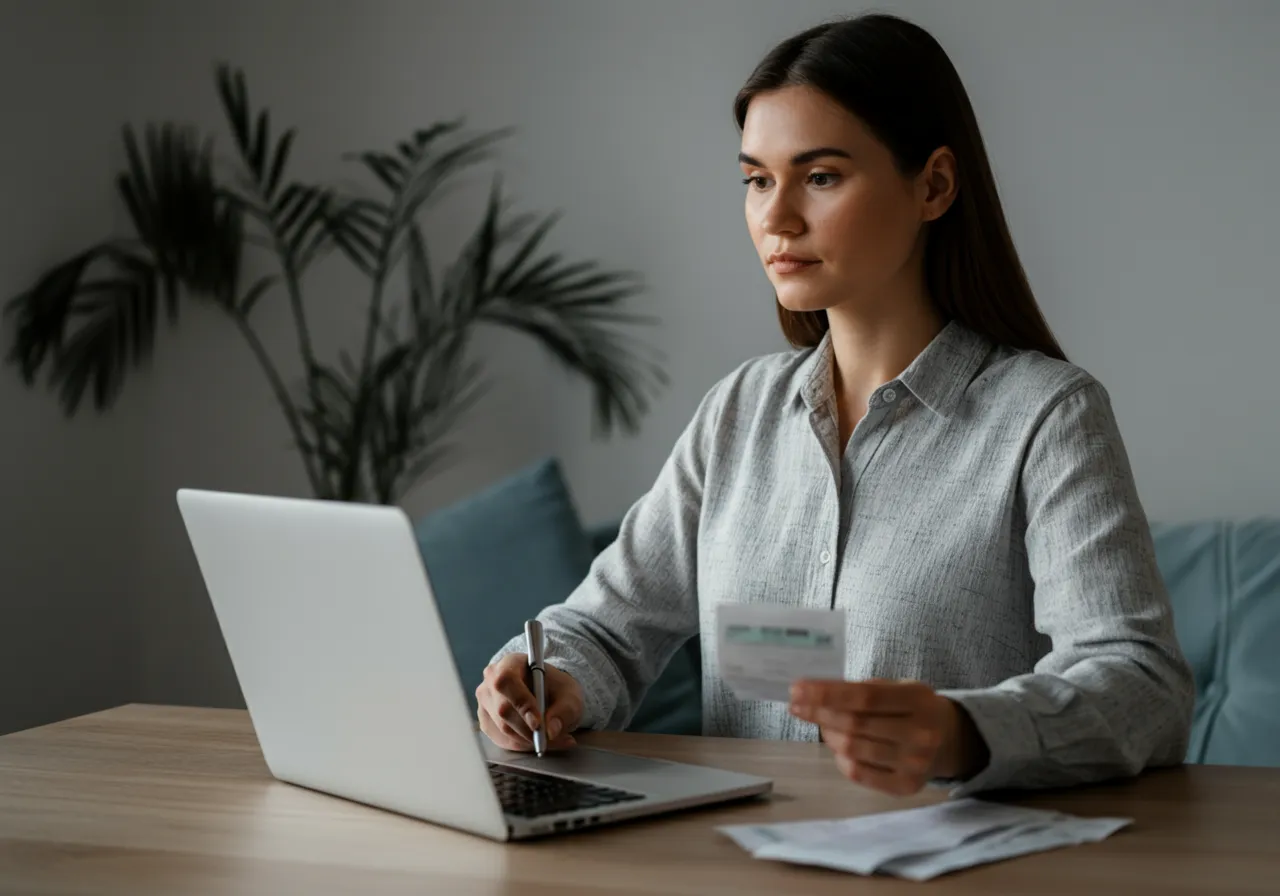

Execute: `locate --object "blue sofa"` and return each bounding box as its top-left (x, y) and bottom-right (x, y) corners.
top-left (1151, 520), bottom-right (1280, 766)
top-left (414, 458), bottom-right (1280, 766)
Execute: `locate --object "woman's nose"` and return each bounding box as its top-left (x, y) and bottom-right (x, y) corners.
top-left (760, 191), bottom-right (804, 236)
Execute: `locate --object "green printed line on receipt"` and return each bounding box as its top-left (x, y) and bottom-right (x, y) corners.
top-left (724, 625), bottom-right (835, 649)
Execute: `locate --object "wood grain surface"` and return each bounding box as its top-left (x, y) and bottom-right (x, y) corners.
top-left (1, 704), bottom-right (1277, 894)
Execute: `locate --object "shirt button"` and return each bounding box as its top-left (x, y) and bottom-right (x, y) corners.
top-left (819, 550), bottom-right (832, 564)
top-left (882, 388), bottom-right (898, 403)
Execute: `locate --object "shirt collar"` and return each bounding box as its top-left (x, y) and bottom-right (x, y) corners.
top-left (796, 320), bottom-right (992, 418)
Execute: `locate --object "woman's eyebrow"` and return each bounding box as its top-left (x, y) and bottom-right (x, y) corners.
top-left (737, 147), bottom-right (853, 167)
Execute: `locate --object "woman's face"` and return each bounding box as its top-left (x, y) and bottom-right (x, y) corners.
top-left (739, 85), bottom-right (947, 315)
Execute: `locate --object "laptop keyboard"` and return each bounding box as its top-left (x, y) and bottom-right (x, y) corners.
top-left (487, 763), bottom-right (645, 818)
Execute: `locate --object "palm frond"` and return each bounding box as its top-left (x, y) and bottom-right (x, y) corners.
top-left (117, 122), bottom-right (242, 307)
top-left (4, 248), bottom-right (99, 384)
top-left (479, 298), bottom-right (664, 434)
top-left (238, 273), bottom-right (280, 316)
top-left (386, 125), bottom-right (514, 232)
top-left (297, 334), bottom-right (483, 502)
top-left (271, 183), bottom-right (337, 269)
top-left (3, 243), bottom-right (163, 415)
top-left (366, 341), bottom-right (488, 502)
top-left (428, 178), bottom-right (665, 436)
top-left (405, 224), bottom-right (436, 325)
top-left (333, 122), bottom-right (514, 284)
top-left (322, 196), bottom-right (389, 278)
top-left (214, 63), bottom-right (340, 281)
top-left (216, 62), bottom-right (294, 203)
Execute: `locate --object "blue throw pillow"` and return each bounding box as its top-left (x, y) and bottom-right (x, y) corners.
top-left (413, 458), bottom-right (595, 712)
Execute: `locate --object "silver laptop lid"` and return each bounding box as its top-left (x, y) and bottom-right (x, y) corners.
top-left (175, 488), bottom-right (509, 840)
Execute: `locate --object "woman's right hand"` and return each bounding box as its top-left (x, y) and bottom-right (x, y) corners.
top-left (476, 653), bottom-right (584, 752)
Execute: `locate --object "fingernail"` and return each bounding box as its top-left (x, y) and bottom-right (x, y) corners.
top-left (524, 712), bottom-right (538, 730)
top-left (549, 719), bottom-right (562, 739)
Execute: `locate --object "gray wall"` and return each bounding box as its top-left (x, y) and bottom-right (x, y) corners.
top-left (0, 1), bottom-right (141, 734)
top-left (2, 0), bottom-right (1277, 729)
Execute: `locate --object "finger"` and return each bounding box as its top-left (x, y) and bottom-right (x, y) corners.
top-left (790, 679), bottom-right (920, 715)
top-left (486, 663), bottom-right (540, 733)
top-left (820, 728), bottom-right (901, 766)
top-left (547, 733), bottom-right (577, 751)
top-left (789, 705), bottom-right (876, 735)
top-left (802, 710), bottom-right (941, 755)
top-left (791, 702), bottom-right (916, 740)
top-left (542, 716), bottom-right (580, 752)
top-left (843, 734), bottom-right (902, 767)
top-left (478, 705), bottom-right (532, 752)
top-left (835, 753), bottom-right (927, 797)
top-left (821, 726), bottom-right (935, 776)
top-left (856, 714), bottom-right (945, 758)
top-left (543, 699), bottom-right (582, 741)
top-left (847, 735), bottom-right (934, 774)
top-left (494, 698), bottom-right (534, 741)
top-left (477, 679), bottom-right (534, 743)
top-left (484, 704), bottom-right (531, 746)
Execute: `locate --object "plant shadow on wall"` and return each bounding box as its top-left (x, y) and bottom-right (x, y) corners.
top-left (4, 64), bottom-right (666, 504)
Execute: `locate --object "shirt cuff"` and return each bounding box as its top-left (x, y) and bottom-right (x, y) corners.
top-left (934, 686), bottom-right (1041, 796)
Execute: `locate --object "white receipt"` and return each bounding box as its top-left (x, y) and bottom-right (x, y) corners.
top-left (719, 799), bottom-right (1132, 881)
top-left (715, 604), bottom-right (846, 702)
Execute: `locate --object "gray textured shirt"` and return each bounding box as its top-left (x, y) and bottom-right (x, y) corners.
top-left (495, 321), bottom-right (1195, 795)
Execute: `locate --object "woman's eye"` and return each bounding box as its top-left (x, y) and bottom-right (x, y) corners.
top-left (741, 173), bottom-right (839, 190)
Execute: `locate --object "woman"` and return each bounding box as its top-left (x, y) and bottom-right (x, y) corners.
top-left (476, 13), bottom-right (1194, 797)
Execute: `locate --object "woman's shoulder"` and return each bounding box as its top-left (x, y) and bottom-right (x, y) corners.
top-left (701, 343), bottom-right (820, 414)
top-left (977, 341), bottom-right (1113, 423)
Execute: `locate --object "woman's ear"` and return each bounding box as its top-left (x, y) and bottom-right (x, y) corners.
top-left (917, 146), bottom-right (959, 222)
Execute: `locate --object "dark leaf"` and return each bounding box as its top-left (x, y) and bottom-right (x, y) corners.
top-left (3, 248), bottom-right (100, 383)
top-left (215, 63), bottom-right (293, 203)
top-left (266, 127), bottom-right (296, 197)
top-left (405, 225), bottom-right (435, 324)
top-left (251, 108), bottom-right (270, 182)
top-left (478, 296), bottom-right (664, 436)
top-left (239, 273), bottom-right (279, 316)
top-left (491, 210), bottom-right (562, 295)
top-left (345, 151), bottom-right (406, 192)
top-left (388, 126), bottom-right (513, 232)
top-left (274, 183), bottom-right (335, 263)
top-left (6, 244), bottom-right (165, 415)
top-left (115, 120), bottom-right (241, 303)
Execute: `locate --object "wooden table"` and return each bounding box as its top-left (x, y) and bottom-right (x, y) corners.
top-left (1, 705), bottom-right (1277, 894)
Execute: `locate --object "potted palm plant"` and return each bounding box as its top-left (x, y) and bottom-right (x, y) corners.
top-left (4, 64), bottom-right (665, 504)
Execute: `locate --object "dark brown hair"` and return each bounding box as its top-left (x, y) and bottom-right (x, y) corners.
top-left (734, 13), bottom-right (1067, 361)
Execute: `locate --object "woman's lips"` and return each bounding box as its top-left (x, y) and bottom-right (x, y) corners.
top-left (771, 259), bottom-right (821, 274)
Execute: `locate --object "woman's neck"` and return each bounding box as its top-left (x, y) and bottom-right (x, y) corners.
top-left (826, 296), bottom-right (944, 412)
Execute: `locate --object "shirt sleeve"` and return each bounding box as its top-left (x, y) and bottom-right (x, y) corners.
top-left (937, 379), bottom-right (1196, 795)
top-left (489, 377), bottom-right (729, 731)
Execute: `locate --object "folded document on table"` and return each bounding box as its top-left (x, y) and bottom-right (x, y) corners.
top-left (718, 798), bottom-right (1132, 881)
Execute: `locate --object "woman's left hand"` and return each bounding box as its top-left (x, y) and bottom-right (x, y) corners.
top-left (788, 679), bottom-right (988, 796)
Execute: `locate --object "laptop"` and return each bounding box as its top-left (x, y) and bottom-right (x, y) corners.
top-left (175, 487), bottom-right (772, 841)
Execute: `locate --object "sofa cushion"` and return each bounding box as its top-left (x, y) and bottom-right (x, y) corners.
top-left (1152, 518), bottom-right (1280, 767)
top-left (414, 458), bottom-right (595, 713)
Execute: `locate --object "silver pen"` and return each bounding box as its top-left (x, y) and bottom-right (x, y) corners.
top-left (524, 619), bottom-right (547, 757)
